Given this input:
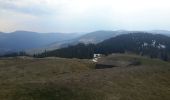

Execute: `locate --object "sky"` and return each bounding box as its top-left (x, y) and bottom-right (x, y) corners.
top-left (0, 0), bottom-right (170, 33)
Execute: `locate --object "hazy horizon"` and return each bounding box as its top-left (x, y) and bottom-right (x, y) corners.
top-left (1, 29), bottom-right (170, 34)
top-left (0, 0), bottom-right (170, 33)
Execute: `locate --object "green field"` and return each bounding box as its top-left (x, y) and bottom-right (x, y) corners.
top-left (0, 54), bottom-right (170, 100)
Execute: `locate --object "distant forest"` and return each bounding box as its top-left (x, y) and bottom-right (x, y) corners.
top-left (34, 33), bottom-right (170, 61)
top-left (1, 33), bottom-right (170, 61)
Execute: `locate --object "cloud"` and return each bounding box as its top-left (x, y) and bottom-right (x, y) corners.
top-left (1, 0), bottom-right (170, 16)
top-left (0, 0), bottom-right (170, 32)
top-left (0, 0), bottom-right (53, 15)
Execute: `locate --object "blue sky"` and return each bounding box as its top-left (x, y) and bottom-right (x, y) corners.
top-left (0, 0), bottom-right (170, 33)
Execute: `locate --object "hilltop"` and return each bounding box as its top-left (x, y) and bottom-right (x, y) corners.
top-left (0, 54), bottom-right (170, 100)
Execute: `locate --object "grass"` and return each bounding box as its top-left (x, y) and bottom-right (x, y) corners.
top-left (105, 53), bottom-right (170, 66)
top-left (7, 83), bottom-right (104, 100)
top-left (0, 55), bottom-right (170, 100)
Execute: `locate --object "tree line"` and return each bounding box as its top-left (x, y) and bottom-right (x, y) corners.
top-left (35, 33), bottom-right (170, 61)
top-left (1, 33), bottom-right (170, 61)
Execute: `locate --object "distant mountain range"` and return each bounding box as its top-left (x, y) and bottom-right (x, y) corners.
top-left (36, 32), bottom-right (170, 61)
top-left (0, 31), bottom-right (81, 55)
top-left (26, 30), bottom-right (170, 54)
top-left (43, 30), bottom-right (125, 51)
top-left (0, 30), bottom-right (170, 55)
top-left (149, 30), bottom-right (170, 36)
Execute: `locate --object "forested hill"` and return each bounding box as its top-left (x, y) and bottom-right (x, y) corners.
top-left (35, 32), bottom-right (170, 61)
top-left (96, 33), bottom-right (170, 59)
top-left (35, 43), bottom-right (96, 59)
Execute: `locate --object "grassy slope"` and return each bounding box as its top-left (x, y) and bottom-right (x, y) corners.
top-left (0, 54), bottom-right (170, 100)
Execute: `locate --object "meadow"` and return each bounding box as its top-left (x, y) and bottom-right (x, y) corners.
top-left (0, 54), bottom-right (170, 100)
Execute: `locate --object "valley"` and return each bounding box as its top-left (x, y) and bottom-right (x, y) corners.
top-left (1, 30), bottom-right (170, 56)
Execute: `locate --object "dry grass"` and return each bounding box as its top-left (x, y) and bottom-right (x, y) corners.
top-left (0, 55), bottom-right (170, 100)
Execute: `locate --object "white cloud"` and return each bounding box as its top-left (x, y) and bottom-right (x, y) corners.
top-left (0, 0), bottom-right (170, 32)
